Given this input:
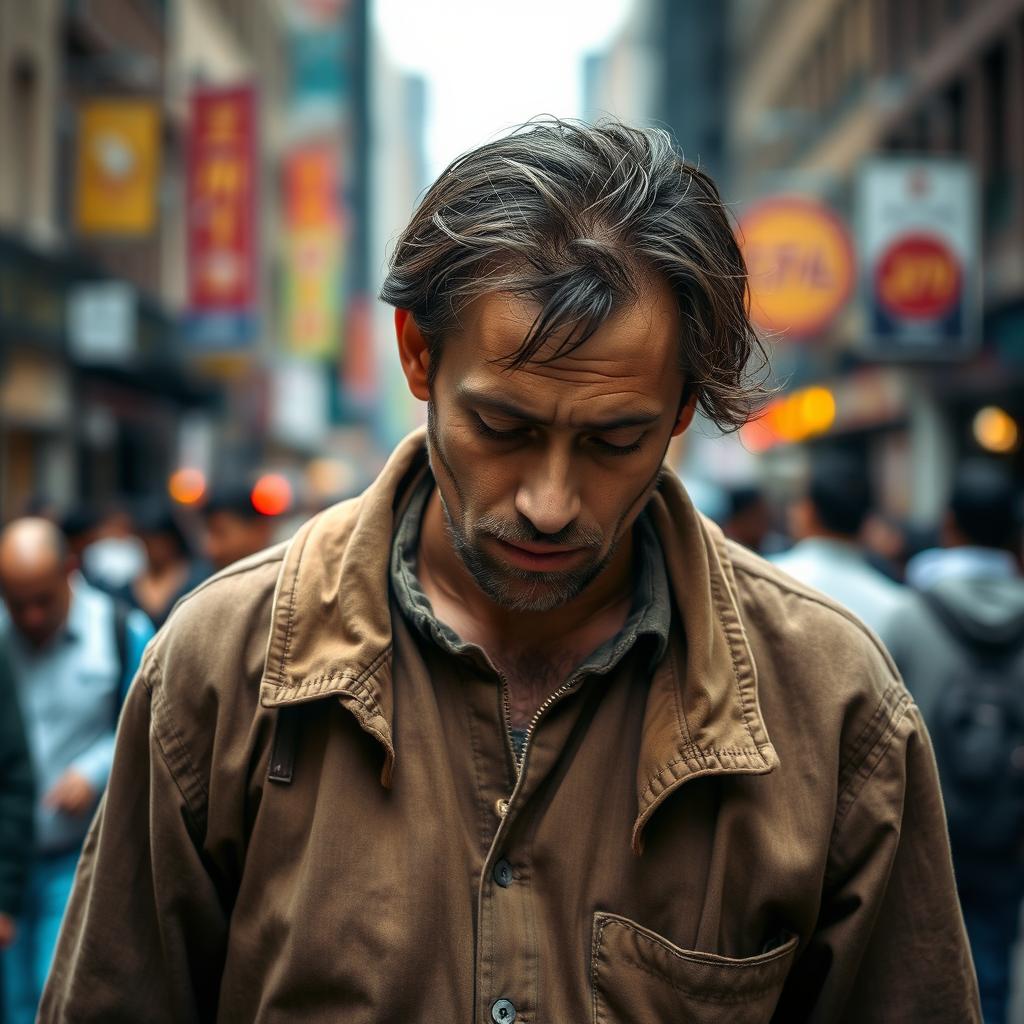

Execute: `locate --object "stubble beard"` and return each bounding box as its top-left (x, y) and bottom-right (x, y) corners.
top-left (426, 405), bottom-right (619, 612)
top-left (426, 403), bottom-right (666, 613)
top-left (438, 491), bottom-right (618, 613)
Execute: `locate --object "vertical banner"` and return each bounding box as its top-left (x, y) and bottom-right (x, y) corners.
top-left (857, 159), bottom-right (978, 358)
top-left (75, 100), bottom-right (160, 235)
top-left (282, 144), bottom-right (344, 357)
top-left (186, 86), bottom-right (259, 348)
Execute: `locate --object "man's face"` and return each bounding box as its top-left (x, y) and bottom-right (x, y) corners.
top-left (0, 560), bottom-right (72, 649)
top-left (204, 511), bottom-right (272, 571)
top-left (425, 274), bottom-right (690, 612)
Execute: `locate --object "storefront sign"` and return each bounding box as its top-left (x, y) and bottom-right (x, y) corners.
top-left (186, 86), bottom-right (259, 348)
top-left (282, 144), bottom-right (343, 357)
top-left (68, 282), bottom-right (136, 362)
top-left (857, 159), bottom-right (977, 358)
top-left (75, 100), bottom-right (160, 235)
top-left (739, 196), bottom-right (854, 340)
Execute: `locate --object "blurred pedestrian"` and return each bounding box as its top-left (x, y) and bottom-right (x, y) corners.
top-left (61, 504), bottom-right (145, 595)
top-left (200, 486), bottom-right (279, 572)
top-left (0, 518), bottom-right (152, 1024)
top-left (881, 461), bottom-right (1024, 1024)
top-left (771, 449), bottom-right (905, 633)
top-left (0, 634), bottom-right (33, 987)
top-left (720, 483), bottom-right (787, 555)
top-left (117, 503), bottom-right (206, 630)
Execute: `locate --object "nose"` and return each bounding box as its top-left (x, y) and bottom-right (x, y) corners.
top-left (514, 445), bottom-right (581, 536)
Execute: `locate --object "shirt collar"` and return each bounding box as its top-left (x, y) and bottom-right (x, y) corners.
top-left (62, 573), bottom-right (94, 644)
top-left (389, 471), bottom-right (671, 674)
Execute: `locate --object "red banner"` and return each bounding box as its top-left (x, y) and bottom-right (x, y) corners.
top-left (187, 86), bottom-right (258, 315)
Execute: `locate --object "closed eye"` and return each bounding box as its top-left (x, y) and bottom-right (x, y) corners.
top-left (592, 435), bottom-right (645, 455)
top-left (471, 412), bottom-right (527, 440)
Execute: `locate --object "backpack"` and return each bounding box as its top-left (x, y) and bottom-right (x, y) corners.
top-left (923, 589), bottom-right (1024, 854)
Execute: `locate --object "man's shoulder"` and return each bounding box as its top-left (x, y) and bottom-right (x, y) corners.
top-left (145, 540), bottom-right (291, 699)
top-left (724, 537), bottom-right (902, 696)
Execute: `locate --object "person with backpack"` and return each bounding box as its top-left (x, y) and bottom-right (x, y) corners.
top-left (881, 460), bottom-right (1024, 1024)
top-left (0, 517), bottom-right (152, 1024)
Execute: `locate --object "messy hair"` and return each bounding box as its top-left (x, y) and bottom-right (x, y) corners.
top-left (380, 118), bottom-right (770, 431)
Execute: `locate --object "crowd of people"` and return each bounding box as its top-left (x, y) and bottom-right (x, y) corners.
top-left (721, 452), bottom-right (1024, 1024)
top-left (0, 451), bottom-right (1021, 1019)
top-left (0, 488), bottom-right (284, 1022)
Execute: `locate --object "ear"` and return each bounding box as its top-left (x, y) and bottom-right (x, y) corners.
top-left (395, 309), bottom-right (430, 402)
top-left (671, 392), bottom-right (699, 437)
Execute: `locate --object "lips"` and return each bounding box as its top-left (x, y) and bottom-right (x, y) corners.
top-left (491, 538), bottom-right (588, 572)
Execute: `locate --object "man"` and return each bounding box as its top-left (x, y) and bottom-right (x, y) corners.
top-left (201, 485), bottom-right (279, 572)
top-left (771, 449), bottom-right (905, 633)
top-left (881, 461), bottom-right (1024, 1024)
top-left (0, 518), bottom-right (152, 1024)
top-left (41, 121), bottom-right (978, 1022)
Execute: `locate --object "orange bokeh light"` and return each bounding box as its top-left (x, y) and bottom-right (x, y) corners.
top-left (251, 474), bottom-right (293, 516)
top-left (168, 467), bottom-right (207, 505)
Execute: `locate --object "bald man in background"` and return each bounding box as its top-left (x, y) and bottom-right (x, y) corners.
top-left (0, 518), bottom-right (152, 1024)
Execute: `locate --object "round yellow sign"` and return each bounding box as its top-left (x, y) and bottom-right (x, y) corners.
top-left (739, 197), bottom-right (855, 339)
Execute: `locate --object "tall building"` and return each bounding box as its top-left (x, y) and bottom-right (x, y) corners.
top-left (0, 0), bottom-right (295, 521)
top-left (727, 0), bottom-right (1024, 522)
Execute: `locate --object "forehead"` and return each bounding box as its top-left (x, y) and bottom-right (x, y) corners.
top-left (441, 274), bottom-right (683, 412)
top-left (0, 560), bottom-right (64, 596)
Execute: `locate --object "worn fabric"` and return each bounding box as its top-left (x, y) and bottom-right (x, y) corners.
top-left (770, 536), bottom-right (906, 634)
top-left (41, 431), bottom-right (979, 1023)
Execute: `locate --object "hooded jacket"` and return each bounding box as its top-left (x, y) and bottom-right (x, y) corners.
top-left (883, 568), bottom-right (1024, 728)
top-left (883, 568), bottom-right (1024, 872)
top-left (41, 432), bottom-right (979, 1023)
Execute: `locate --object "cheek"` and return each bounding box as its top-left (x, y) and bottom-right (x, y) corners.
top-left (583, 456), bottom-right (664, 530)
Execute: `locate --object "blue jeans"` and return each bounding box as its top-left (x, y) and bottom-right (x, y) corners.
top-left (1, 849), bottom-right (80, 1024)
top-left (960, 892), bottom-right (1022, 1024)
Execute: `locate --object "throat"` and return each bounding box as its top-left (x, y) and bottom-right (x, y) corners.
top-left (496, 648), bottom-right (580, 729)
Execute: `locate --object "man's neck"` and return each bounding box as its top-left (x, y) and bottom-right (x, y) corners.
top-left (417, 488), bottom-right (634, 654)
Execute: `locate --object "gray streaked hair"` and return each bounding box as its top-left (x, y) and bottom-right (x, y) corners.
top-left (380, 118), bottom-right (769, 431)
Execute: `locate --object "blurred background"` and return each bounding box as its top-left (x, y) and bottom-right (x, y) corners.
top-left (0, 0), bottom-right (1021, 560)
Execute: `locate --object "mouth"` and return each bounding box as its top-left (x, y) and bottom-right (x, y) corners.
top-left (491, 538), bottom-right (590, 572)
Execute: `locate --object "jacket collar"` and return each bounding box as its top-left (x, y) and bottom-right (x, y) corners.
top-left (259, 429), bottom-right (778, 834)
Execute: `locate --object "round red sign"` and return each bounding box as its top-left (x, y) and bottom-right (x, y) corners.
top-left (875, 233), bottom-right (961, 320)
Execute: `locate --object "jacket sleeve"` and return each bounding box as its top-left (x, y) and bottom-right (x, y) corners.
top-left (776, 700), bottom-right (981, 1023)
top-left (39, 652), bottom-right (229, 1023)
top-left (0, 647), bottom-right (33, 917)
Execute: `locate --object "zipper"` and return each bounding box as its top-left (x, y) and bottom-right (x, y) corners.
top-left (502, 671), bottom-right (583, 780)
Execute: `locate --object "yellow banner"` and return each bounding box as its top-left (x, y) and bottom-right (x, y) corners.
top-left (75, 100), bottom-right (160, 235)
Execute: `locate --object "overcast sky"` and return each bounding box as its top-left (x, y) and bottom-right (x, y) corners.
top-left (374, 0), bottom-right (634, 178)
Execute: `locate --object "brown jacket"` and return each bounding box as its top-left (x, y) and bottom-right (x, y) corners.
top-left (41, 431), bottom-right (979, 1023)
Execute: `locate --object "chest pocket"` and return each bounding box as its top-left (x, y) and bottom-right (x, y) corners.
top-left (591, 913), bottom-right (798, 1024)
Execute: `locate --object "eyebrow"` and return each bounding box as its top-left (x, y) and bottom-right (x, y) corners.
top-left (456, 385), bottom-right (663, 432)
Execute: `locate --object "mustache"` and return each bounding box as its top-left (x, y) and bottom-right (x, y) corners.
top-left (473, 512), bottom-right (602, 549)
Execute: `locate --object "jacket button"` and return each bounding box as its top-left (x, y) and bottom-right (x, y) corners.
top-left (493, 858), bottom-right (513, 887)
top-left (495, 798), bottom-right (509, 818)
top-left (491, 998), bottom-right (516, 1022)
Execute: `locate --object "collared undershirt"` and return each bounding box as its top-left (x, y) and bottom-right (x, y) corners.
top-left (389, 472), bottom-right (672, 757)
